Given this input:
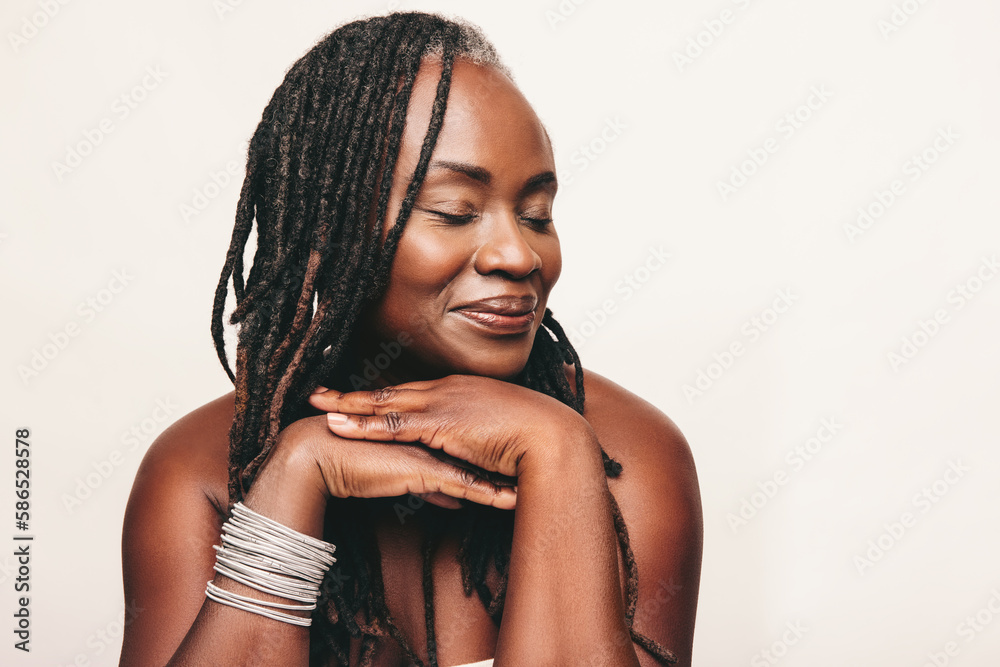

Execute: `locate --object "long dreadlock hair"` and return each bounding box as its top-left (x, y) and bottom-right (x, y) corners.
top-left (210, 11), bottom-right (677, 666)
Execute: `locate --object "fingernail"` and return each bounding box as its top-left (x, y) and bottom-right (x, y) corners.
top-left (327, 413), bottom-right (348, 425)
top-left (312, 386), bottom-right (329, 395)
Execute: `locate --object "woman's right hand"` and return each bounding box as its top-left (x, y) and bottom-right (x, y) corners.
top-left (272, 413), bottom-right (518, 512)
top-left (136, 406), bottom-right (516, 666)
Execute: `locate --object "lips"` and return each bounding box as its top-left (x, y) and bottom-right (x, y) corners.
top-left (452, 295), bottom-right (538, 333)
top-left (453, 295), bottom-right (537, 316)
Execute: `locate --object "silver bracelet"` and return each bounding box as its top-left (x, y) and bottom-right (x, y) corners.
top-left (206, 582), bottom-right (314, 627)
top-left (205, 502), bottom-right (337, 627)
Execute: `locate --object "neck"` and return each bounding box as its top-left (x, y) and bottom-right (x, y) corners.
top-left (329, 331), bottom-right (444, 392)
top-left (322, 326), bottom-right (534, 393)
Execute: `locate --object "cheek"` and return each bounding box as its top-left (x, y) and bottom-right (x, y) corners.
top-left (540, 237), bottom-right (562, 289)
top-left (384, 228), bottom-right (468, 308)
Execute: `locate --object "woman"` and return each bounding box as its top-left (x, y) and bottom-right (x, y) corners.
top-left (120, 11), bottom-right (702, 667)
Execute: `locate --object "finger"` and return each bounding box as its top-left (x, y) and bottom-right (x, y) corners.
top-left (440, 452), bottom-right (517, 509)
top-left (429, 448), bottom-right (517, 489)
top-left (323, 410), bottom-right (442, 450)
top-left (325, 412), bottom-right (517, 478)
top-left (308, 384), bottom-right (430, 416)
top-left (432, 470), bottom-right (517, 511)
top-left (406, 449), bottom-right (516, 511)
top-left (413, 492), bottom-right (464, 510)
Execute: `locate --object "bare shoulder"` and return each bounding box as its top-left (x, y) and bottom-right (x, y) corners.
top-left (567, 363), bottom-right (698, 487)
top-left (565, 363), bottom-right (703, 666)
top-left (119, 391), bottom-right (235, 666)
top-left (127, 390), bottom-right (235, 515)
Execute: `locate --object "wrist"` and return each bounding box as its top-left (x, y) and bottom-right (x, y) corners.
top-left (242, 424), bottom-right (329, 540)
top-left (516, 419), bottom-right (604, 482)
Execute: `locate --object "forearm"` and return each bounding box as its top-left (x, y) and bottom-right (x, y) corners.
top-left (166, 441), bottom-right (328, 667)
top-left (494, 429), bottom-right (640, 667)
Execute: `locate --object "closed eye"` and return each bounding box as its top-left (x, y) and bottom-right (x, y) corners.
top-left (423, 208), bottom-right (551, 230)
top-left (427, 210), bottom-right (477, 225)
top-left (521, 215), bottom-right (553, 230)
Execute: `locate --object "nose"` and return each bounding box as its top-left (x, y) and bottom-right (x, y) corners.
top-left (472, 214), bottom-right (542, 279)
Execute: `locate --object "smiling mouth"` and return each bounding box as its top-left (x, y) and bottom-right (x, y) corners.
top-left (451, 294), bottom-right (538, 334)
top-left (453, 308), bottom-right (536, 333)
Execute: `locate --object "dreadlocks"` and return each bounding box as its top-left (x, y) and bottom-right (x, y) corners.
top-left (210, 11), bottom-right (677, 666)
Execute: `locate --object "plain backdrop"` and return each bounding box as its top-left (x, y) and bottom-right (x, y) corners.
top-left (3, 0), bottom-right (999, 665)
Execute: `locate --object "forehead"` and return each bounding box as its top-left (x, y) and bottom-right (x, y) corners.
top-left (398, 57), bottom-right (553, 171)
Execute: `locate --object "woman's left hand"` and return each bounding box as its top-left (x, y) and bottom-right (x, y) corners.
top-left (307, 374), bottom-right (592, 480)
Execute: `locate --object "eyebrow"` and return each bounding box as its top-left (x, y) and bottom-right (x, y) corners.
top-left (429, 160), bottom-right (491, 184)
top-left (521, 171), bottom-right (557, 196)
top-left (427, 160), bottom-right (557, 195)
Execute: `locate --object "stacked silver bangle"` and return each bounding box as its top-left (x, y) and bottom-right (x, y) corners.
top-left (205, 502), bottom-right (337, 627)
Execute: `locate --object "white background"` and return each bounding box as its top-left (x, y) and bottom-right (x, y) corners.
top-left (2, 0), bottom-right (999, 665)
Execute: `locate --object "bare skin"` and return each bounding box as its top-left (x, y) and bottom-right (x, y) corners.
top-left (120, 57), bottom-right (702, 667)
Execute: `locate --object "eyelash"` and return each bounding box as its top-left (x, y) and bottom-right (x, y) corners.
top-left (431, 211), bottom-right (476, 225)
top-left (522, 216), bottom-right (553, 230)
top-left (428, 211), bottom-right (553, 230)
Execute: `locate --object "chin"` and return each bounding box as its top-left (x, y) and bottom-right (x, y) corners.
top-left (428, 345), bottom-right (532, 382)
top-left (449, 356), bottom-right (529, 382)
